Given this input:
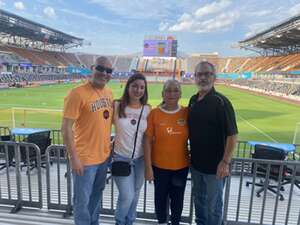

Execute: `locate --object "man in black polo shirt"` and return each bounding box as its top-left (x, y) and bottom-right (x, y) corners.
top-left (188, 61), bottom-right (238, 225)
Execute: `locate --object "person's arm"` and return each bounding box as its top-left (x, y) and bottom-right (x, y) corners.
top-left (61, 118), bottom-right (84, 176)
top-left (216, 134), bottom-right (237, 178)
top-left (144, 134), bottom-right (154, 181)
top-left (112, 100), bottom-right (118, 125)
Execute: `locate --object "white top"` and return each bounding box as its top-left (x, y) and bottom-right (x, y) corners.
top-left (113, 102), bottom-right (150, 159)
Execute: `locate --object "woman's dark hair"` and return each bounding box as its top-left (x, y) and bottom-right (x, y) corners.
top-left (118, 73), bottom-right (148, 118)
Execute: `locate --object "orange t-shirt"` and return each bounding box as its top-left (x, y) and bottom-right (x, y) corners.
top-left (145, 106), bottom-right (189, 170)
top-left (63, 82), bottom-right (113, 166)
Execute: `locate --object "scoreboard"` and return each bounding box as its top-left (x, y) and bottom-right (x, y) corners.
top-left (143, 36), bottom-right (177, 57)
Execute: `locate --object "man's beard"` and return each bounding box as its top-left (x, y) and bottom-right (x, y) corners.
top-left (197, 82), bottom-right (213, 92)
top-left (91, 77), bottom-right (107, 88)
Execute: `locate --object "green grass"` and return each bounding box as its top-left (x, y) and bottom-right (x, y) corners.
top-left (1, 81), bottom-right (300, 144)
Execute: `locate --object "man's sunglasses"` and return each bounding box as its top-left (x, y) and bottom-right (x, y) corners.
top-left (95, 65), bottom-right (113, 74)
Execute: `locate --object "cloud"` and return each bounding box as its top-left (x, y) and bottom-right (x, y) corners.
top-left (247, 10), bottom-right (272, 17)
top-left (158, 22), bottom-right (169, 31)
top-left (245, 22), bottom-right (270, 38)
top-left (14, 1), bottom-right (25, 10)
top-left (288, 3), bottom-right (300, 16)
top-left (169, 11), bottom-right (240, 33)
top-left (164, 0), bottom-right (240, 33)
top-left (59, 8), bottom-right (122, 26)
top-left (194, 0), bottom-right (232, 18)
top-left (43, 6), bottom-right (56, 18)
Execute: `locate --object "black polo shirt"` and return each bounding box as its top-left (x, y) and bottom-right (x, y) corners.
top-left (188, 87), bottom-right (238, 174)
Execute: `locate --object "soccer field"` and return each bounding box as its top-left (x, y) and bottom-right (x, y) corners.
top-left (0, 81), bottom-right (299, 144)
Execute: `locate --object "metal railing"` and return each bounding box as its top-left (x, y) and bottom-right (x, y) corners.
top-left (0, 141), bottom-right (43, 213)
top-left (50, 129), bottom-right (63, 144)
top-left (2, 126), bottom-right (300, 156)
top-left (45, 144), bottom-right (72, 217)
top-left (234, 141), bottom-right (300, 158)
top-left (1, 140), bottom-right (300, 225)
top-left (45, 145), bottom-right (194, 223)
top-left (0, 126), bottom-right (10, 136)
top-left (224, 158), bottom-right (300, 225)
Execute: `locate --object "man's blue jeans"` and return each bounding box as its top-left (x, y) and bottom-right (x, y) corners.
top-left (113, 154), bottom-right (145, 225)
top-left (191, 167), bottom-right (225, 225)
top-left (72, 159), bottom-right (109, 225)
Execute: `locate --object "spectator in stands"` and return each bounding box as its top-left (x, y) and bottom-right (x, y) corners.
top-left (61, 56), bottom-right (114, 225)
top-left (144, 80), bottom-right (189, 225)
top-left (112, 73), bottom-right (150, 225)
top-left (188, 61), bottom-right (238, 225)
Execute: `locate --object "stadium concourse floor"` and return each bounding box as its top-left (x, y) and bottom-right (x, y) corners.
top-left (0, 206), bottom-right (157, 225)
top-left (0, 206), bottom-right (115, 225)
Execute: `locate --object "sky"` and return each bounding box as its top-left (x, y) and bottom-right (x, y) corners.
top-left (1, 0), bottom-right (300, 56)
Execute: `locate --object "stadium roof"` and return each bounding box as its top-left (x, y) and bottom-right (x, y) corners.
top-left (0, 9), bottom-right (83, 49)
top-left (239, 14), bottom-right (300, 55)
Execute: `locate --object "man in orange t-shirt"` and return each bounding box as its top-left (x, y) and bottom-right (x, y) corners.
top-left (61, 56), bottom-right (113, 225)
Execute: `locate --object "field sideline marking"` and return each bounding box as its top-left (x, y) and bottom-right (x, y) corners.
top-left (237, 114), bottom-right (278, 143)
top-left (12, 107), bottom-right (62, 112)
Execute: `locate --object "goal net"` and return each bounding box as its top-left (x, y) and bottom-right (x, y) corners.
top-left (11, 107), bottom-right (62, 129)
top-left (293, 122), bottom-right (300, 145)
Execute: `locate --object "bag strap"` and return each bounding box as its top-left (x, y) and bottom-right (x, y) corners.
top-left (131, 105), bottom-right (144, 159)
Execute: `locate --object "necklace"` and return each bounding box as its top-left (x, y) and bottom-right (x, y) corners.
top-left (129, 104), bottom-right (143, 126)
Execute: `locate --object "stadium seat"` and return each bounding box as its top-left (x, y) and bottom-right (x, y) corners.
top-left (246, 144), bottom-right (288, 201)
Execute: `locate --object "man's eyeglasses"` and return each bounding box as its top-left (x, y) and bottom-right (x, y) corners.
top-left (194, 71), bottom-right (214, 78)
top-left (95, 65), bottom-right (113, 74)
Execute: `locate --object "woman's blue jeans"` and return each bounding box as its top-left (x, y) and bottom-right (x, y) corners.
top-left (113, 154), bottom-right (145, 225)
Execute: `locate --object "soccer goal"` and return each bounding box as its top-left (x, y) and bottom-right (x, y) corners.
top-left (293, 122), bottom-right (300, 145)
top-left (11, 107), bottom-right (63, 129)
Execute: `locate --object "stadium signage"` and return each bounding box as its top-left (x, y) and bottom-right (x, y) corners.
top-left (19, 63), bottom-right (32, 67)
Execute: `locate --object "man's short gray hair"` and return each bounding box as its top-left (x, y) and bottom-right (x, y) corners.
top-left (195, 61), bottom-right (216, 74)
top-left (95, 56), bottom-right (112, 66)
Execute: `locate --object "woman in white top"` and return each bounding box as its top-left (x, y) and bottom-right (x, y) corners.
top-left (113, 73), bottom-right (151, 225)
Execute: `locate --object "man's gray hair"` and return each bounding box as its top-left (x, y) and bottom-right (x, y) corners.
top-left (95, 56), bottom-right (112, 66)
top-left (195, 61), bottom-right (216, 74)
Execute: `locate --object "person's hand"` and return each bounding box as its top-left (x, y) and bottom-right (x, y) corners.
top-left (145, 167), bottom-right (154, 182)
top-left (216, 160), bottom-right (229, 179)
top-left (71, 155), bottom-right (84, 176)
